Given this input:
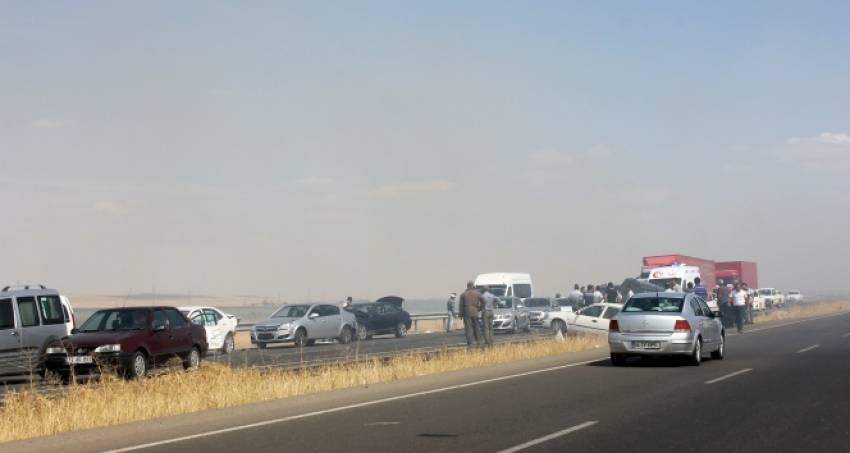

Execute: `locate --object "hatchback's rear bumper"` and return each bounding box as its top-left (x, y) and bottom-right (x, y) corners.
top-left (608, 333), bottom-right (695, 355)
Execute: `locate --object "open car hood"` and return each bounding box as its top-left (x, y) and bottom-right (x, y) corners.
top-left (375, 295), bottom-right (404, 307)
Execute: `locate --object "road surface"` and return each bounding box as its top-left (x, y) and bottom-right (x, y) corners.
top-left (6, 311), bottom-right (850, 453)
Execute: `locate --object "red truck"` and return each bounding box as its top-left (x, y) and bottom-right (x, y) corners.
top-left (640, 254), bottom-right (717, 291)
top-left (715, 261), bottom-right (758, 288)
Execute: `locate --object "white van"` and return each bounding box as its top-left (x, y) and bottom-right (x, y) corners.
top-left (474, 273), bottom-right (533, 299)
top-left (0, 285), bottom-right (76, 376)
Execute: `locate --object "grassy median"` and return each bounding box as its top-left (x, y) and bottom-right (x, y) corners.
top-left (0, 336), bottom-right (599, 442)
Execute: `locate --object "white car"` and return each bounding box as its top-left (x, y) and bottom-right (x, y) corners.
top-left (756, 288), bottom-right (784, 309)
top-left (567, 303), bottom-right (623, 335)
top-left (179, 306), bottom-right (239, 354)
top-left (786, 291), bottom-right (804, 304)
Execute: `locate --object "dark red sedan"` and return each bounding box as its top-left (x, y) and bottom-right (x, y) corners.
top-left (45, 306), bottom-right (208, 379)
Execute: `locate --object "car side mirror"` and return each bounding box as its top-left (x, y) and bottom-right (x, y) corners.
top-left (71, 328), bottom-right (79, 334)
top-left (309, 312), bottom-right (320, 319)
top-left (517, 304), bottom-right (524, 309)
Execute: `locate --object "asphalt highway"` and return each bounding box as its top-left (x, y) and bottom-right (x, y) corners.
top-left (7, 311), bottom-right (850, 453)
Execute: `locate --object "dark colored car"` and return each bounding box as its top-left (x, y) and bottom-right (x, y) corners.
top-left (44, 306), bottom-right (208, 379)
top-left (347, 296), bottom-right (412, 340)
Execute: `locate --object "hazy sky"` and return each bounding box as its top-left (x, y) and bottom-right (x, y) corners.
top-left (2, 1), bottom-right (849, 299)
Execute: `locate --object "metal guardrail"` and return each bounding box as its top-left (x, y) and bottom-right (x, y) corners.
top-left (236, 312), bottom-right (452, 332)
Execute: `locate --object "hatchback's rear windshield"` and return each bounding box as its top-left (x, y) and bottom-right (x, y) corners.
top-left (623, 297), bottom-right (685, 313)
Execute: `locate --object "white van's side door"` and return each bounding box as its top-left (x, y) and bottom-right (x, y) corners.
top-left (0, 297), bottom-right (22, 375)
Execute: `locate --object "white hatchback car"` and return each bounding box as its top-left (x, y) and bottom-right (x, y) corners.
top-left (179, 306), bottom-right (239, 354)
top-left (567, 303), bottom-right (623, 335)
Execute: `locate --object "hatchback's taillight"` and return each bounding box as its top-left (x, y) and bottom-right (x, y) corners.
top-left (674, 319), bottom-right (691, 332)
top-left (609, 319), bottom-right (619, 332)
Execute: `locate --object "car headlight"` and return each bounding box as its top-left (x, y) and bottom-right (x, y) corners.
top-left (46, 347), bottom-right (67, 354)
top-left (277, 323), bottom-right (291, 331)
top-left (94, 344), bottom-right (121, 353)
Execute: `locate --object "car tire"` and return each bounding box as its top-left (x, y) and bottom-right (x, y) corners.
top-left (257, 342), bottom-right (267, 349)
top-left (395, 322), bottom-right (408, 338)
top-left (611, 353), bottom-right (626, 366)
top-left (523, 319), bottom-right (532, 333)
top-left (306, 339), bottom-right (317, 346)
top-left (711, 334), bottom-right (725, 360)
top-left (510, 318), bottom-right (518, 334)
top-left (688, 338), bottom-right (702, 366)
top-left (125, 351), bottom-right (148, 379)
top-left (183, 347), bottom-right (200, 370)
top-left (357, 324), bottom-right (369, 341)
top-left (339, 325), bottom-right (353, 344)
top-left (222, 334), bottom-right (235, 354)
top-left (551, 320), bottom-right (566, 336)
top-left (294, 328), bottom-right (308, 347)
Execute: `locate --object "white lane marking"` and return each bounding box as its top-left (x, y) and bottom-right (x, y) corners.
top-left (363, 421), bottom-right (400, 426)
top-left (104, 357), bottom-right (607, 452)
top-left (741, 310), bottom-right (850, 335)
top-left (797, 344), bottom-right (820, 354)
top-left (705, 368), bottom-right (753, 385)
top-left (497, 421), bottom-right (599, 453)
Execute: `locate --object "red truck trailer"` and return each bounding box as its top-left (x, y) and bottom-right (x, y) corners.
top-left (641, 254), bottom-right (717, 291)
top-left (715, 261), bottom-right (758, 288)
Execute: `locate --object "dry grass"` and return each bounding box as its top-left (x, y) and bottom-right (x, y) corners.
top-left (0, 335), bottom-right (598, 442)
top-left (755, 299), bottom-right (850, 323)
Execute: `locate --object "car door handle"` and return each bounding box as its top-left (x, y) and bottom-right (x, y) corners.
top-left (592, 320), bottom-right (597, 323)
top-left (9, 331), bottom-right (17, 336)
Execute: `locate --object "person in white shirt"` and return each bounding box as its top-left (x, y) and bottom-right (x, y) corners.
top-left (732, 283), bottom-right (747, 333)
top-left (592, 286), bottom-right (605, 304)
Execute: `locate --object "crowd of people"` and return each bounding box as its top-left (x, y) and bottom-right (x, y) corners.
top-left (445, 277), bottom-right (759, 347)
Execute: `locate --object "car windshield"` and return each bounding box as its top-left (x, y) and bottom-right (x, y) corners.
top-left (623, 297), bottom-right (685, 313)
top-left (523, 298), bottom-right (550, 308)
top-left (271, 305), bottom-right (310, 318)
top-left (495, 298), bottom-right (513, 309)
top-left (79, 309), bottom-right (149, 332)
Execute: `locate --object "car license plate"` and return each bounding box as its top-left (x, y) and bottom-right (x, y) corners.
top-left (258, 333), bottom-right (274, 340)
top-left (632, 341), bottom-right (661, 350)
top-left (66, 356), bottom-right (93, 365)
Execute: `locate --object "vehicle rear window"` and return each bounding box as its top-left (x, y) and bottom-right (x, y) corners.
top-left (524, 298), bottom-right (550, 308)
top-left (0, 299), bottom-right (13, 329)
top-left (602, 307), bottom-right (620, 319)
top-left (623, 297), bottom-right (685, 313)
top-left (17, 297), bottom-right (40, 327)
top-left (38, 295), bottom-right (65, 325)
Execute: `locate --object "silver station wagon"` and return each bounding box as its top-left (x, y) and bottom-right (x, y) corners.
top-left (608, 292), bottom-right (724, 366)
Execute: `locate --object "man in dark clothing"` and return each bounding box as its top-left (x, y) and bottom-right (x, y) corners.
top-left (583, 284), bottom-right (595, 307)
top-left (605, 282), bottom-right (619, 303)
top-left (717, 283), bottom-right (732, 328)
top-left (459, 281), bottom-right (484, 346)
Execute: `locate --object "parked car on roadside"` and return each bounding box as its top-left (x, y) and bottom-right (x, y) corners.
top-left (251, 304), bottom-right (357, 348)
top-left (522, 297), bottom-right (554, 327)
top-left (0, 285), bottom-right (76, 377)
top-left (786, 291), bottom-right (804, 304)
top-left (44, 306), bottom-right (208, 379)
top-left (492, 296), bottom-right (531, 333)
top-left (179, 306), bottom-right (239, 354)
top-left (346, 296), bottom-right (412, 341)
top-left (608, 292), bottom-right (724, 366)
top-left (567, 303), bottom-right (623, 335)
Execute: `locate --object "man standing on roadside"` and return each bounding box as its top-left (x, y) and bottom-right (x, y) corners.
top-left (459, 282), bottom-right (484, 346)
top-left (605, 282), bottom-right (619, 303)
top-left (693, 277), bottom-right (708, 299)
top-left (732, 283), bottom-right (747, 334)
top-left (593, 285), bottom-right (605, 304)
top-left (446, 293), bottom-right (457, 332)
top-left (717, 283), bottom-right (732, 328)
top-left (568, 284), bottom-right (584, 309)
top-left (743, 283), bottom-right (754, 324)
top-left (480, 286), bottom-right (496, 346)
